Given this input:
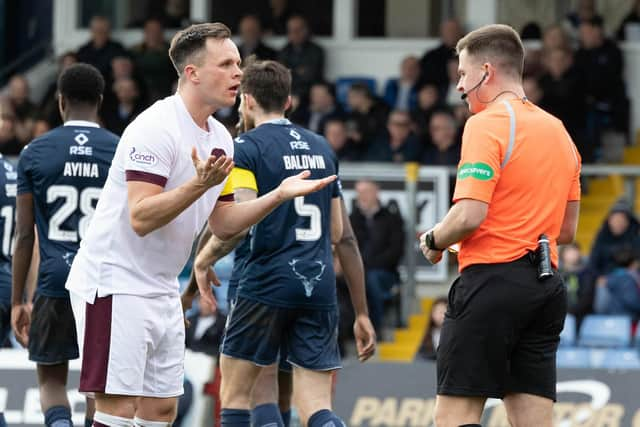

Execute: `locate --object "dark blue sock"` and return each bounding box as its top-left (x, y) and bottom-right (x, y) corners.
top-left (221, 408), bottom-right (250, 427)
top-left (280, 410), bottom-right (291, 427)
top-left (44, 406), bottom-right (72, 427)
top-left (85, 418), bottom-right (93, 427)
top-left (308, 409), bottom-right (345, 427)
top-left (0, 412), bottom-right (7, 427)
top-left (251, 403), bottom-right (283, 427)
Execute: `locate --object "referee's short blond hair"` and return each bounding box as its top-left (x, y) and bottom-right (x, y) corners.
top-left (456, 24), bottom-right (525, 79)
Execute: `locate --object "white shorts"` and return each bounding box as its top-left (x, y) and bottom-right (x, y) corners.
top-left (70, 291), bottom-right (185, 398)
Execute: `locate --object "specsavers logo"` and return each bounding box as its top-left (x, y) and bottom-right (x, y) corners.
top-left (457, 162), bottom-right (494, 181)
top-left (129, 147), bottom-right (157, 166)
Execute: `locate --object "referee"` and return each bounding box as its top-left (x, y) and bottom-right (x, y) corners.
top-left (419, 24), bottom-right (581, 427)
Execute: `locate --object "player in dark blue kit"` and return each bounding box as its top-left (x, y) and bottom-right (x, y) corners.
top-left (11, 63), bottom-right (119, 427)
top-left (189, 60), bottom-right (375, 427)
top-left (0, 153), bottom-right (17, 427)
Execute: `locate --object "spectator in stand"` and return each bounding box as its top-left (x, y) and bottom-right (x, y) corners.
top-left (617, 0), bottom-right (640, 40)
top-left (559, 243), bottom-right (595, 327)
top-left (324, 118), bottom-right (361, 161)
top-left (32, 118), bottom-right (51, 138)
top-left (594, 248), bottom-right (640, 319)
top-left (265, 0), bottom-right (293, 35)
top-left (291, 81), bottom-right (343, 134)
top-left (237, 14), bottom-right (277, 61)
top-left (185, 296), bottom-right (226, 357)
top-left (0, 103), bottom-right (22, 155)
top-left (40, 52), bottom-right (78, 128)
top-left (76, 15), bottom-right (127, 81)
top-left (563, 0), bottom-right (602, 43)
top-left (589, 199), bottom-right (640, 279)
top-left (345, 82), bottom-right (389, 152)
top-left (420, 110), bottom-right (460, 166)
top-left (418, 297), bottom-right (447, 360)
top-left (542, 25), bottom-right (572, 52)
top-left (443, 58), bottom-right (465, 109)
top-left (539, 47), bottom-right (588, 160)
top-left (131, 18), bottom-right (176, 102)
top-left (410, 83), bottom-right (443, 139)
top-left (419, 19), bottom-right (463, 97)
top-left (575, 16), bottom-right (629, 160)
top-left (3, 75), bottom-right (37, 146)
top-left (102, 77), bottom-right (145, 135)
top-left (383, 55), bottom-right (420, 111)
top-left (350, 179), bottom-right (405, 334)
top-left (109, 55), bottom-right (149, 108)
top-left (522, 76), bottom-right (543, 105)
top-left (278, 15), bottom-right (324, 99)
top-left (365, 110), bottom-right (421, 163)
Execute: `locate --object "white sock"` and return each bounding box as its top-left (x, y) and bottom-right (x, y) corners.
top-left (93, 411), bottom-right (134, 427)
top-left (133, 417), bottom-right (171, 427)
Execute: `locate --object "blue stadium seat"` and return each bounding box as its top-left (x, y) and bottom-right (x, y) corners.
top-left (335, 76), bottom-right (377, 110)
top-left (600, 349), bottom-right (640, 370)
top-left (577, 315), bottom-right (632, 348)
top-left (560, 314), bottom-right (576, 347)
top-left (556, 347), bottom-right (590, 368)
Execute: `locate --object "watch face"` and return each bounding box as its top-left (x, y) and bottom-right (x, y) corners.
top-left (426, 231), bottom-right (434, 249)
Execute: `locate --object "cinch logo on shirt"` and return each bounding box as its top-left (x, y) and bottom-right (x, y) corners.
top-left (129, 147), bottom-right (157, 166)
top-left (457, 162), bottom-right (494, 181)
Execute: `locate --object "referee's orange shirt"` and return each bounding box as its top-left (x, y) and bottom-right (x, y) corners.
top-left (453, 99), bottom-right (581, 272)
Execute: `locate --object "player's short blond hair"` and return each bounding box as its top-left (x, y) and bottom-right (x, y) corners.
top-left (456, 24), bottom-right (524, 78)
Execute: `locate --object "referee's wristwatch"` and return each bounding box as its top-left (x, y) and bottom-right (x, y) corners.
top-left (425, 229), bottom-right (444, 251)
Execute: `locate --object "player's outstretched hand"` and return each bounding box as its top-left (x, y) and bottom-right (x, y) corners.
top-left (11, 303), bottom-right (31, 348)
top-left (191, 147), bottom-right (234, 189)
top-left (277, 170), bottom-right (337, 201)
top-left (193, 259), bottom-right (220, 310)
top-left (354, 314), bottom-right (376, 362)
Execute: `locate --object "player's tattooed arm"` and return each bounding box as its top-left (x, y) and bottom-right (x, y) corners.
top-left (187, 188), bottom-right (257, 309)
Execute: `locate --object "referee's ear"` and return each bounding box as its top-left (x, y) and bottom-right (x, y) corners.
top-left (283, 95), bottom-right (292, 112)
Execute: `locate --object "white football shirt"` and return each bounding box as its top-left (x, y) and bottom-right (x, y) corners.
top-left (66, 94), bottom-right (234, 303)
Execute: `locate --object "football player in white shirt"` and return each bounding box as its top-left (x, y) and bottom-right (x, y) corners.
top-left (65, 23), bottom-right (335, 427)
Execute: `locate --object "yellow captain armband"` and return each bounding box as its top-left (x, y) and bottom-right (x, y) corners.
top-left (227, 167), bottom-right (258, 192)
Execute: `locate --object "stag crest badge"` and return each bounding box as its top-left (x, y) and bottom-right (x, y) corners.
top-left (289, 259), bottom-right (326, 297)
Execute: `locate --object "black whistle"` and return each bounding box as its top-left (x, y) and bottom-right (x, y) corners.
top-left (536, 234), bottom-right (554, 280)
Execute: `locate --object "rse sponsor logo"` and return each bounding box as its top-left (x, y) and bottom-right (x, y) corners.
top-left (129, 147), bottom-right (157, 166)
top-left (290, 140), bottom-right (310, 150)
top-left (74, 133), bottom-right (89, 145)
top-left (69, 145), bottom-right (93, 156)
top-left (5, 172), bottom-right (17, 181)
top-left (457, 162), bottom-right (494, 181)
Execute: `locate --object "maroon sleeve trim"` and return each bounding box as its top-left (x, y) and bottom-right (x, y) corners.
top-left (125, 170), bottom-right (168, 187)
top-left (218, 193), bottom-right (235, 202)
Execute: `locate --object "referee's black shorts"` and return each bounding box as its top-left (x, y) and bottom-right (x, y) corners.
top-left (437, 254), bottom-right (567, 401)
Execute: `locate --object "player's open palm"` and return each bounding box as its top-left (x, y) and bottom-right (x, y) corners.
top-left (191, 147), bottom-right (234, 188)
top-left (354, 314), bottom-right (376, 362)
top-left (11, 303), bottom-right (31, 347)
top-left (278, 170), bottom-right (337, 200)
top-left (193, 258), bottom-right (220, 310)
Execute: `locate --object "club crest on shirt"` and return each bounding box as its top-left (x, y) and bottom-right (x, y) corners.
top-left (129, 147), bottom-right (157, 166)
top-left (289, 259), bottom-right (326, 297)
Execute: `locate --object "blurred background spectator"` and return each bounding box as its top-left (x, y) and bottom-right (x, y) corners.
top-left (290, 81), bottom-right (344, 135)
top-left (417, 296), bottom-right (447, 360)
top-left (418, 19), bottom-right (463, 98)
top-left (102, 77), bottom-right (145, 135)
top-left (559, 243), bottom-right (595, 327)
top-left (350, 180), bottom-right (405, 335)
top-left (323, 119), bottom-right (360, 161)
top-left (278, 15), bottom-right (325, 101)
top-left (131, 18), bottom-right (177, 102)
top-left (420, 109), bottom-right (460, 166)
top-left (345, 82), bottom-right (389, 153)
top-left (2, 75), bottom-right (37, 147)
top-left (237, 14), bottom-right (277, 61)
top-left (76, 16), bottom-right (127, 81)
top-left (594, 248), bottom-right (640, 319)
top-left (383, 55), bottom-right (420, 112)
top-left (365, 110), bottom-right (421, 163)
